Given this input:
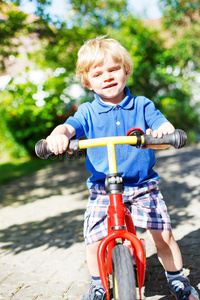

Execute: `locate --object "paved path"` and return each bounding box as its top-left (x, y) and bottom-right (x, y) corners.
top-left (0, 145), bottom-right (199, 299)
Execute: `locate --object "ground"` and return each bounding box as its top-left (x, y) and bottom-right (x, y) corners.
top-left (0, 145), bottom-right (199, 299)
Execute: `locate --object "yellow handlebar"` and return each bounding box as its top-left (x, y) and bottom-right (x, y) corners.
top-left (78, 136), bottom-right (145, 173)
top-left (35, 129), bottom-right (187, 168)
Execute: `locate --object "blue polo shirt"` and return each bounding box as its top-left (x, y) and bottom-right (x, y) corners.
top-left (65, 87), bottom-right (168, 188)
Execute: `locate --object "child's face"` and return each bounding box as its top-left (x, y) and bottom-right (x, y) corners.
top-left (87, 53), bottom-right (129, 104)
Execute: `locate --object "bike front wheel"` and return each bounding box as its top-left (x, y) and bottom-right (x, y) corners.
top-left (112, 244), bottom-right (136, 300)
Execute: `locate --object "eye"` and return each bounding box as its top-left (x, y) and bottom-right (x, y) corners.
top-left (110, 66), bottom-right (121, 72)
top-left (93, 73), bottom-right (101, 78)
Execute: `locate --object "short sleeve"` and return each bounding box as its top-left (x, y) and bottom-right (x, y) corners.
top-left (65, 103), bottom-right (89, 139)
top-left (144, 99), bottom-right (169, 130)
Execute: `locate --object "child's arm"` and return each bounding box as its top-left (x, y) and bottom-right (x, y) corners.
top-left (143, 122), bottom-right (175, 149)
top-left (46, 124), bottom-right (76, 155)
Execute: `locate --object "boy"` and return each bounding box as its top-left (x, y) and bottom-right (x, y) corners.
top-left (46, 38), bottom-right (199, 300)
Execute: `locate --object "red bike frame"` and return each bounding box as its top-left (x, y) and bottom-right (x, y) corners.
top-left (76, 136), bottom-right (147, 300)
top-left (98, 192), bottom-right (146, 300)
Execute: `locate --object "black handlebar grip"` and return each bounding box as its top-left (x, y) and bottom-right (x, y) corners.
top-left (35, 139), bottom-right (79, 159)
top-left (143, 129), bottom-right (187, 149)
top-left (35, 139), bottom-right (52, 159)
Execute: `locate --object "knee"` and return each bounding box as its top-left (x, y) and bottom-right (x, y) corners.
top-left (86, 241), bottom-right (101, 256)
top-left (147, 229), bottom-right (174, 250)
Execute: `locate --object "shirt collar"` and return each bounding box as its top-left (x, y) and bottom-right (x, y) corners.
top-left (93, 87), bottom-right (134, 114)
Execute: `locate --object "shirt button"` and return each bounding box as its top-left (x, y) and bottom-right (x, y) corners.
top-left (116, 121), bottom-right (120, 125)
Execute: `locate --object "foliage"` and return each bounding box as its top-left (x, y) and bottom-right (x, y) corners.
top-left (0, 0), bottom-right (200, 162)
top-left (159, 0), bottom-right (200, 28)
top-left (158, 0), bottom-right (200, 133)
top-left (0, 70), bottom-right (78, 155)
top-left (0, 109), bottom-right (28, 162)
top-left (159, 0), bottom-right (200, 67)
top-left (0, 2), bottom-right (28, 71)
top-left (68, 0), bottom-right (128, 28)
top-left (6, 0), bottom-right (53, 20)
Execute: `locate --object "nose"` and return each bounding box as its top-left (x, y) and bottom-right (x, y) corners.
top-left (104, 72), bottom-right (114, 82)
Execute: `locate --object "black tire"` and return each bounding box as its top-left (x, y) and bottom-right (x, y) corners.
top-left (112, 244), bottom-right (136, 300)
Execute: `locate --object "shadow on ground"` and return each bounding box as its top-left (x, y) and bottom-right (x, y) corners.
top-left (144, 228), bottom-right (200, 299)
top-left (154, 146), bottom-right (200, 228)
top-left (0, 161), bottom-right (90, 207)
top-left (0, 208), bottom-right (85, 254)
top-left (0, 145), bottom-right (199, 299)
top-left (143, 146), bottom-right (200, 298)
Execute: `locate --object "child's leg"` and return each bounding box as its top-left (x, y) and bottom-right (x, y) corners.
top-left (82, 241), bottom-right (106, 300)
top-left (86, 241), bottom-right (101, 276)
top-left (147, 229), bottom-right (182, 271)
top-left (147, 229), bottom-right (199, 299)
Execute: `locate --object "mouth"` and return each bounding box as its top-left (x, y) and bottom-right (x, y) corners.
top-left (103, 83), bottom-right (118, 89)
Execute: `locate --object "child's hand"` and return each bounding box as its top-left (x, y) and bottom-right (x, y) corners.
top-left (142, 122), bottom-right (175, 149)
top-left (46, 134), bottom-right (69, 155)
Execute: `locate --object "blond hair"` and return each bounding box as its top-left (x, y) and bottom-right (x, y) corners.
top-left (76, 37), bottom-right (133, 88)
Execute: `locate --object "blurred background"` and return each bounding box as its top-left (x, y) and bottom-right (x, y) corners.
top-left (0, 0), bottom-right (200, 184)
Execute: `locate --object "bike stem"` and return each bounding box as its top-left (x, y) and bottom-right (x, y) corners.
top-left (107, 142), bottom-right (118, 173)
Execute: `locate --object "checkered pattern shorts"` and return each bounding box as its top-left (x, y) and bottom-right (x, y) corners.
top-left (83, 180), bottom-right (171, 245)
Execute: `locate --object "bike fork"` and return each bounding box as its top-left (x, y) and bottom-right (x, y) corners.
top-left (98, 230), bottom-right (146, 300)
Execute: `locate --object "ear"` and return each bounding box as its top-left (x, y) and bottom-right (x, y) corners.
top-left (86, 81), bottom-right (93, 90)
top-left (126, 72), bottom-right (130, 80)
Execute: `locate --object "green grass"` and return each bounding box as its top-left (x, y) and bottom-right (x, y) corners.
top-left (0, 157), bottom-right (54, 186)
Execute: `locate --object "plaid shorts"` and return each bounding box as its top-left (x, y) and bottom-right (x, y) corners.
top-left (83, 180), bottom-right (171, 245)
